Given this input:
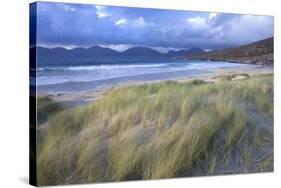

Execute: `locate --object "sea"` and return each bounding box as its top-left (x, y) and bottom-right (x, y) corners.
top-left (34, 59), bottom-right (251, 93)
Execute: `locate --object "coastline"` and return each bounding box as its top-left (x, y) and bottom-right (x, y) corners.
top-left (38, 64), bottom-right (273, 108)
top-left (181, 53), bottom-right (273, 65)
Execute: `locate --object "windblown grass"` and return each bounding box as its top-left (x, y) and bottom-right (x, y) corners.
top-left (37, 74), bottom-right (273, 185)
top-left (37, 96), bottom-right (63, 125)
top-left (36, 96), bottom-right (64, 148)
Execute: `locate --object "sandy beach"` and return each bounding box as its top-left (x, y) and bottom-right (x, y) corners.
top-left (38, 64), bottom-right (273, 108)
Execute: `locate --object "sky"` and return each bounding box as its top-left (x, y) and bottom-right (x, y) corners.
top-left (33, 2), bottom-right (274, 52)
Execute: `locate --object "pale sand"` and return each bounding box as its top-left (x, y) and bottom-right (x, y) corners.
top-left (40, 65), bottom-right (273, 108)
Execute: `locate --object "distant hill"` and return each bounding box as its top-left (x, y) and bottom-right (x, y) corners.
top-left (183, 37), bottom-right (273, 65)
top-left (86, 46), bottom-right (119, 56)
top-left (36, 45), bottom-right (118, 58)
top-left (34, 45), bottom-right (205, 64)
top-left (121, 47), bottom-right (163, 57)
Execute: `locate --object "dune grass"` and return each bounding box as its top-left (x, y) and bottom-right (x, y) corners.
top-left (37, 96), bottom-right (63, 125)
top-left (37, 74), bottom-right (273, 185)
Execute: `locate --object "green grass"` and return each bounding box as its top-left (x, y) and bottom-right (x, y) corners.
top-left (37, 74), bottom-right (273, 185)
top-left (37, 96), bottom-right (63, 125)
top-left (214, 73), bottom-right (249, 81)
top-left (36, 96), bottom-right (64, 149)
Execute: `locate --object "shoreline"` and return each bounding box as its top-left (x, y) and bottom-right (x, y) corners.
top-left (38, 65), bottom-right (273, 108)
top-left (181, 53), bottom-right (273, 65)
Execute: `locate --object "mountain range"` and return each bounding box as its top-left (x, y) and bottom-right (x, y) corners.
top-left (34, 46), bottom-right (204, 60)
top-left (32, 37), bottom-right (273, 65)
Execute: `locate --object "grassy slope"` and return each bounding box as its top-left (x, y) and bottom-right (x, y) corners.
top-left (37, 96), bottom-right (63, 125)
top-left (37, 74), bottom-right (273, 185)
top-left (184, 37), bottom-right (273, 65)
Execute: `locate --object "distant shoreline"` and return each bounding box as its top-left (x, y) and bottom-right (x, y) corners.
top-left (181, 54), bottom-right (273, 65)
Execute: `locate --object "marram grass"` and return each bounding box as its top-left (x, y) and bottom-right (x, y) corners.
top-left (37, 74), bottom-right (273, 185)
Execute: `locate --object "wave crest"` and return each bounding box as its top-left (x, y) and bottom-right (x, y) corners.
top-left (38, 63), bottom-right (169, 71)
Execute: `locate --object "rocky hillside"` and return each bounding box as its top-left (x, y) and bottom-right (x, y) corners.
top-left (183, 37), bottom-right (273, 65)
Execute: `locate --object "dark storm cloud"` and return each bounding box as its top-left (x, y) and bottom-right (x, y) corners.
top-left (34, 2), bottom-right (274, 50)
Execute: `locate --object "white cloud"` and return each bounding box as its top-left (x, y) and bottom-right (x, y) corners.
top-left (64, 5), bottom-right (76, 12)
top-left (187, 13), bottom-right (220, 30)
top-left (114, 17), bottom-right (154, 28)
top-left (95, 5), bottom-right (104, 10)
top-left (132, 17), bottom-right (154, 27)
top-left (209, 13), bottom-right (218, 19)
top-left (99, 44), bottom-right (134, 52)
top-left (97, 12), bottom-right (107, 18)
top-left (39, 44), bottom-right (82, 50)
top-left (187, 16), bottom-right (208, 29)
top-left (150, 46), bottom-right (183, 53)
top-left (115, 18), bottom-right (127, 26)
top-left (222, 15), bottom-right (273, 44)
top-left (185, 14), bottom-right (273, 46)
top-left (95, 5), bottom-right (108, 18)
